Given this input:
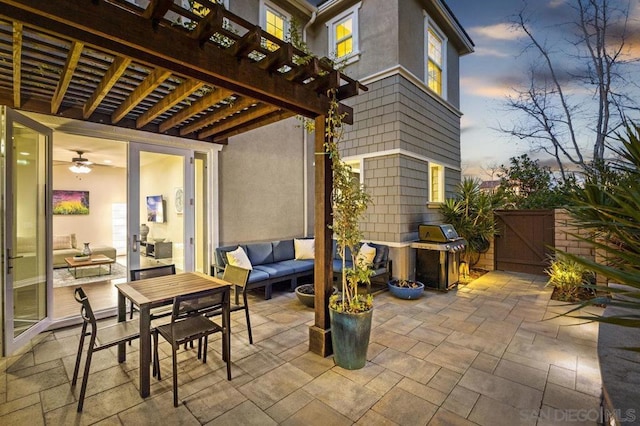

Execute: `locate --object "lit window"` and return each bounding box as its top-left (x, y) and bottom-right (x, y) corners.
top-left (261, 1), bottom-right (290, 51)
top-left (425, 17), bottom-right (447, 98)
top-left (327, 2), bottom-right (361, 64)
top-left (429, 163), bottom-right (444, 203)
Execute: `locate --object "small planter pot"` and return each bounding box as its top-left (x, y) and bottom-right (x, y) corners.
top-left (295, 284), bottom-right (337, 308)
top-left (388, 279), bottom-right (425, 299)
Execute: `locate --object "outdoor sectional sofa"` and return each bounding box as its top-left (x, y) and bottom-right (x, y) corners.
top-left (212, 238), bottom-right (392, 300)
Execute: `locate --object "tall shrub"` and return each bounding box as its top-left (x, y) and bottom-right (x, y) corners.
top-left (560, 123), bottom-right (640, 349)
top-left (440, 178), bottom-right (503, 266)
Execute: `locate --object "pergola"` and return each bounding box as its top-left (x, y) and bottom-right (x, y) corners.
top-left (0, 0), bottom-right (367, 356)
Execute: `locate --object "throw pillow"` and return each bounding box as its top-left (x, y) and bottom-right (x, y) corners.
top-left (52, 235), bottom-right (72, 250)
top-left (356, 243), bottom-right (376, 268)
top-left (294, 238), bottom-right (315, 260)
top-left (226, 246), bottom-right (253, 270)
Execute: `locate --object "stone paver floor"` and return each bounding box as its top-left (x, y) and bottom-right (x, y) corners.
top-left (0, 271), bottom-right (604, 425)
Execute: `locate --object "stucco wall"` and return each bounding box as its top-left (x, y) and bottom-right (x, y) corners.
top-left (219, 117), bottom-right (307, 245)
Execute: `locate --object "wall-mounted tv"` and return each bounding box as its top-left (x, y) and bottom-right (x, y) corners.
top-left (146, 195), bottom-right (165, 223)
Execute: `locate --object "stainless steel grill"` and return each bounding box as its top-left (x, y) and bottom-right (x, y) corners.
top-left (410, 224), bottom-right (467, 291)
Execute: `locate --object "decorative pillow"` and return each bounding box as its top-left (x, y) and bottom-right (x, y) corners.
top-left (294, 238), bottom-right (315, 260)
top-left (52, 235), bottom-right (72, 250)
top-left (356, 243), bottom-right (376, 268)
top-left (226, 246), bottom-right (253, 270)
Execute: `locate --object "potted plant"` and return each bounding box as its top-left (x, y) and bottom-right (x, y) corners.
top-left (388, 279), bottom-right (425, 300)
top-left (295, 283), bottom-right (338, 308)
top-left (323, 90), bottom-right (374, 370)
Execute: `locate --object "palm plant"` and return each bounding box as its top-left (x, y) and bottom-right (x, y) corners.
top-left (559, 123), bottom-right (640, 350)
top-left (440, 177), bottom-right (502, 266)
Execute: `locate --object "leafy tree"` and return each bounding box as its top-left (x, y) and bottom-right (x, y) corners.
top-left (496, 154), bottom-right (570, 209)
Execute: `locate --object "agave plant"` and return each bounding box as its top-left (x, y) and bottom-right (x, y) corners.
top-left (558, 123), bottom-right (640, 351)
top-left (440, 177), bottom-right (503, 266)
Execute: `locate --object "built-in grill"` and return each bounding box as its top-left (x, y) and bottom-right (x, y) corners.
top-left (410, 224), bottom-right (467, 291)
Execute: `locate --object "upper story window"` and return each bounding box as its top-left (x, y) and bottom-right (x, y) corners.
top-left (429, 163), bottom-right (444, 203)
top-left (261, 1), bottom-right (290, 51)
top-left (327, 2), bottom-right (361, 65)
top-left (425, 17), bottom-right (447, 99)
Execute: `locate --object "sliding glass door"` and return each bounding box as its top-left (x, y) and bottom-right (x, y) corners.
top-left (2, 107), bottom-right (52, 355)
top-left (128, 143), bottom-right (194, 274)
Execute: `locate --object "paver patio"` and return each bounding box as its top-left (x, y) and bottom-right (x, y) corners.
top-left (0, 271), bottom-right (604, 425)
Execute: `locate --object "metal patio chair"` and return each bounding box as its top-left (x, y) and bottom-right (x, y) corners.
top-left (71, 287), bottom-right (140, 412)
top-left (152, 287), bottom-right (231, 407)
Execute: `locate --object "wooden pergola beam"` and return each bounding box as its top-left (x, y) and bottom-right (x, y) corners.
top-left (136, 79), bottom-right (205, 128)
top-left (111, 67), bottom-right (171, 124)
top-left (309, 114), bottom-right (333, 357)
top-left (212, 109), bottom-right (295, 142)
top-left (158, 87), bottom-right (233, 133)
top-left (198, 103), bottom-right (279, 139)
top-left (142, 0), bottom-right (174, 29)
top-left (83, 56), bottom-right (131, 119)
top-left (230, 26), bottom-right (262, 58)
top-left (179, 96), bottom-right (256, 136)
top-left (12, 22), bottom-right (22, 108)
top-left (0, 0), bottom-right (334, 117)
top-left (258, 43), bottom-right (293, 72)
top-left (51, 40), bottom-right (83, 114)
top-left (189, 3), bottom-right (224, 46)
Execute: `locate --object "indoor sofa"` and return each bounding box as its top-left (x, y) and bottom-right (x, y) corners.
top-left (52, 233), bottom-right (117, 268)
top-left (212, 238), bottom-right (392, 300)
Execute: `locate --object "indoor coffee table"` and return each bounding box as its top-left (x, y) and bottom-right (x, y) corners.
top-left (64, 254), bottom-right (116, 279)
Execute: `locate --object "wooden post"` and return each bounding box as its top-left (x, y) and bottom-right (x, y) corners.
top-left (309, 114), bottom-right (334, 356)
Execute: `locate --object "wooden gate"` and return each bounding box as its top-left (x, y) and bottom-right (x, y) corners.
top-left (494, 210), bottom-right (555, 275)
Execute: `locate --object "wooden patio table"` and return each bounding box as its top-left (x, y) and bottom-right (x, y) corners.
top-left (115, 272), bottom-right (232, 398)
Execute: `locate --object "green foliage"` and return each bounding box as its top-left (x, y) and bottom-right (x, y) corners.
top-left (440, 177), bottom-right (502, 266)
top-left (324, 90), bottom-right (373, 313)
top-left (52, 200), bottom-right (89, 215)
top-left (558, 123), bottom-right (640, 348)
top-left (496, 154), bottom-right (570, 209)
top-left (545, 254), bottom-right (594, 302)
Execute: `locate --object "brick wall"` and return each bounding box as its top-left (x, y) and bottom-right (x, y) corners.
top-left (554, 209), bottom-right (595, 260)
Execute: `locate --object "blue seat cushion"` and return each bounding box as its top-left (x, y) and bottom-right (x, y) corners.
top-left (253, 263), bottom-right (296, 278)
top-left (247, 269), bottom-right (270, 284)
top-left (333, 259), bottom-right (353, 273)
top-left (276, 259), bottom-right (314, 273)
top-left (273, 240), bottom-right (295, 262)
top-left (246, 242), bottom-right (274, 266)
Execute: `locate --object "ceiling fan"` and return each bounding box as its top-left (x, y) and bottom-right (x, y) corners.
top-left (69, 151), bottom-right (93, 174)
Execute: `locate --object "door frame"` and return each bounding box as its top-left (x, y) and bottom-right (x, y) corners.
top-left (2, 107), bottom-right (53, 355)
top-left (127, 142), bottom-right (195, 273)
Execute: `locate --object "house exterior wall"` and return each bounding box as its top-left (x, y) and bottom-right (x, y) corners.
top-left (218, 118), bottom-right (307, 245)
top-left (217, 0), bottom-right (472, 279)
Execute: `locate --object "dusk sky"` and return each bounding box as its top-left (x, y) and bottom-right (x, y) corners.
top-left (445, 0), bottom-right (640, 180)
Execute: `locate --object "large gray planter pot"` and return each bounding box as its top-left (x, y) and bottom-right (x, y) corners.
top-left (329, 307), bottom-right (373, 370)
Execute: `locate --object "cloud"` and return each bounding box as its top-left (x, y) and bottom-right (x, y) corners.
top-left (470, 23), bottom-right (526, 41)
top-left (461, 77), bottom-right (515, 99)
top-left (473, 46), bottom-right (510, 58)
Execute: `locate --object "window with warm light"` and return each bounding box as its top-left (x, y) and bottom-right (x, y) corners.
top-left (425, 17), bottom-right (447, 98)
top-left (261, 1), bottom-right (290, 51)
top-left (429, 163), bottom-right (444, 203)
top-left (327, 2), bottom-right (361, 64)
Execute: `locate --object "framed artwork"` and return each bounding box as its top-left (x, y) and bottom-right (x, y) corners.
top-left (52, 190), bottom-right (90, 215)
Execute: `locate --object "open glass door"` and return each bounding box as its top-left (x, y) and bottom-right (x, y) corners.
top-left (2, 107), bottom-right (52, 355)
top-left (128, 143), bottom-right (194, 274)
